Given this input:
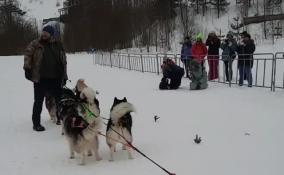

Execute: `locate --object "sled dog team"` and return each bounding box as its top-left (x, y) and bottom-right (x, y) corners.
top-left (50, 79), bottom-right (136, 165)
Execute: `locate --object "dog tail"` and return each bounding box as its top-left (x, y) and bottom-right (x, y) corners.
top-left (110, 102), bottom-right (136, 124)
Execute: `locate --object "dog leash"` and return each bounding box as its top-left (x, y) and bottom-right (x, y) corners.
top-left (100, 120), bottom-right (176, 175)
top-left (80, 104), bottom-right (110, 121)
top-left (79, 103), bottom-right (100, 122)
top-left (65, 99), bottom-right (176, 175)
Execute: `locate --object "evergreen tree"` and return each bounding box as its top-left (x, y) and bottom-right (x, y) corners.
top-left (0, 0), bottom-right (38, 55)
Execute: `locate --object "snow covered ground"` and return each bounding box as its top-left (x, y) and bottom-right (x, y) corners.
top-left (1, 54), bottom-right (284, 175)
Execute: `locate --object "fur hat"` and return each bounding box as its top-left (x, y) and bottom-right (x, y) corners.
top-left (42, 25), bottom-right (54, 36)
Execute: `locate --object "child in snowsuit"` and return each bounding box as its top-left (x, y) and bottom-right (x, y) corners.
top-left (190, 33), bottom-right (208, 90)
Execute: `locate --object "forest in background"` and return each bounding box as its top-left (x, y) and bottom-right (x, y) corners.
top-left (0, 0), bottom-right (283, 55)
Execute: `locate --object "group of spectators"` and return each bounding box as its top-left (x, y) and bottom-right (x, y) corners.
top-left (159, 31), bottom-right (256, 90)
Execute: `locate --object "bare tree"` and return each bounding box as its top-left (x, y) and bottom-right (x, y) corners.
top-left (0, 0), bottom-right (38, 55)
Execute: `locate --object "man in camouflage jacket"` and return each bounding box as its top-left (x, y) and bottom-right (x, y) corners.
top-left (23, 25), bottom-right (68, 131)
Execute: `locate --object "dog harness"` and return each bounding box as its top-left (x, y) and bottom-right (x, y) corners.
top-left (71, 117), bottom-right (85, 129)
top-left (81, 103), bottom-right (99, 121)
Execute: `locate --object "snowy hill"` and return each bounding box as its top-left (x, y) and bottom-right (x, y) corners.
top-left (1, 54), bottom-right (283, 175)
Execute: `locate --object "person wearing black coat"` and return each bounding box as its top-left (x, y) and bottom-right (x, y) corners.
top-left (159, 59), bottom-right (185, 90)
top-left (236, 31), bottom-right (255, 87)
top-left (220, 31), bottom-right (237, 82)
top-left (206, 31), bottom-right (221, 81)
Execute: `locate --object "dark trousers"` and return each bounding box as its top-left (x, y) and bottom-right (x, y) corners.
top-left (181, 59), bottom-right (191, 77)
top-left (224, 61), bottom-right (233, 81)
top-left (238, 66), bottom-right (252, 86)
top-left (32, 78), bottom-right (62, 126)
top-left (208, 56), bottom-right (219, 80)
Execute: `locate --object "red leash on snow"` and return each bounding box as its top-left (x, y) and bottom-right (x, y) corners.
top-left (102, 121), bottom-right (176, 175)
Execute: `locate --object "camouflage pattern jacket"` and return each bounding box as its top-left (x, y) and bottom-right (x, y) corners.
top-left (23, 39), bottom-right (67, 83)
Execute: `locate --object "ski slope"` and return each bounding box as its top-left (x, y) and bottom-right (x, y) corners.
top-left (0, 54), bottom-right (283, 175)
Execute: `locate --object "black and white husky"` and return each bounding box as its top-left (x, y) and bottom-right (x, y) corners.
top-left (62, 83), bottom-right (102, 165)
top-left (106, 97), bottom-right (136, 161)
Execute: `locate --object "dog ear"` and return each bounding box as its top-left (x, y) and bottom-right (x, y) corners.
top-left (123, 97), bottom-right (127, 102)
top-left (114, 97), bottom-right (118, 102)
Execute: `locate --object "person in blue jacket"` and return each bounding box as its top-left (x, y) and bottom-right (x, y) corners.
top-left (180, 36), bottom-right (192, 78)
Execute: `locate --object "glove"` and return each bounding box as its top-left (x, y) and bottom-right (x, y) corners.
top-left (24, 69), bottom-right (32, 81)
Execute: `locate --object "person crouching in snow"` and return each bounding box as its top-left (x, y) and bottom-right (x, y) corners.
top-left (190, 33), bottom-right (208, 90)
top-left (159, 58), bottom-right (184, 90)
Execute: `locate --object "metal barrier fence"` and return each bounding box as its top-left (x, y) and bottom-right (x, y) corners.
top-left (93, 52), bottom-right (283, 91)
top-left (274, 52), bottom-right (284, 91)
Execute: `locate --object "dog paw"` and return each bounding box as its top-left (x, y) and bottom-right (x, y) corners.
top-left (109, 158), bottom-right (114, 162)
top-left (56, 121), bottom-right (61, 125)
top-left (69, 156), bottom-right (75, 159)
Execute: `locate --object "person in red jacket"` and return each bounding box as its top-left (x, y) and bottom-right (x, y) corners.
top-left (191, 33), bottom-right (208, 64)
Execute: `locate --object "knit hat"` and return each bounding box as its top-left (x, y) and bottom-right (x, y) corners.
top-left (196, 32), bottom-right (203, 41)
top-left (42, 25), bottom-right (54, 36)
